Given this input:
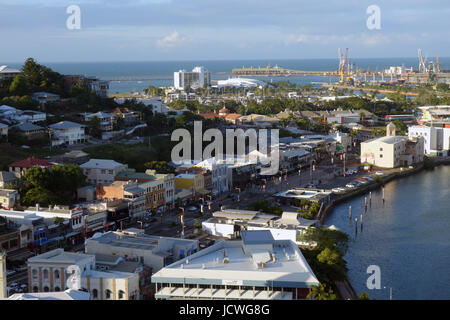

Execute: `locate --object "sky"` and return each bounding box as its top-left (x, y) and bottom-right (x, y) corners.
top-left (0, 0), bottom-right (449, 62)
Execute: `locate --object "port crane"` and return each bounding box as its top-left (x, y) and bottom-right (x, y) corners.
top-left (338, 48), bottom-right (349, 83)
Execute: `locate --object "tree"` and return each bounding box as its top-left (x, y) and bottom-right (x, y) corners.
top-left (392, 120), bottom-right (407, 136)
top-left (144, 161), bottom-right (175, 174)
top-left (359, 292), bottom-right (371, 300)
top-left (22, 187), bottom-right (58, 207)
top-left (317, 247), bottom-right (342, 265)
top-left (9, 74), bottom-right (28, 96)
top-left (88, 116), bottom-right (102, 139)
top-left (307, 284), bottom-right (337, 300)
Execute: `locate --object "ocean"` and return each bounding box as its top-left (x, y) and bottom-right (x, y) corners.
top-left (6, 57), bottom-right (450, 93)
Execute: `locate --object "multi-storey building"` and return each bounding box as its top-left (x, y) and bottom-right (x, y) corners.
top-left (49, 121), bottom-right (86, 146)
top-left (80, 159), bottom-right (128, 186)
top-left (174, 66), bottom-right (211, 90)
top-left (408, 124), bottom-right (450, 156)
top-left (96, 181), bottom-right (146, 219)
top-left (361, 123), bottom-right (424, 168)
top-left (152, 230), bottom-right (319, 300)
top-left (195, 158), bottom-right (229, 196)
top-left (0, 65), bottom-right (21, 81)
top-left (85, 230), bottom-right (199, 273)
top-left (27, 249), bottom-right (139, 300)
top-left (9, 157), bottom-right (53, 178)
top-left (0, 189), bottom-right (20, 210)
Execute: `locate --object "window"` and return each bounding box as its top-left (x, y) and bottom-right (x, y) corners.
top-left (32, 269), bottom-right (38, 280)
top-left (33, 286), bottom-right (38, 293)
top-left (44, 286), bottom-right (49, 292)
top-left (43, 269), bottom-right (49, 280)
top-left (118, 290), bottom-right (125, 299)
top-left (92, 289), bottom-right (98, 299)
top-left (54, 269), bottom-right (60, 280)
top-left (105, 289), bottom-right (112, 299)
top-left (380, 154), bottom-right (383, 158)
top-left (54, 286), bottom-right (60, 292)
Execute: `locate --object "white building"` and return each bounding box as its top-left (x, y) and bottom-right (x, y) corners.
top-left (408, 125), bottom-right (450, 156)
top-left (202, 209), bottom-right (318, 243)
top-left (361, 123), bottom-right (424, 168)
top-left (26, 249), bottom-right (140, 300)
top-left (0, 105), bottom-right (46, 124)
top-left (82, 111), bottom-right (116, 132)
top-left (49, 121), bottom-right (86, 146)
top-left (0, 65), bottom-right (21, 81)
top-left (174, 66), bottom-right (211, 90)
top-left (84, 77), bottom-right (109, 98)
top-left (152, 230), bottom-right (319, 300)
top-left (85, 230), bottom-right (199, 273)
top-left (384, 66), bottom-right (406, 76)
top-left (7, 289), bottom-right (90, 300)
top-left (217, 77), bottom-right (264, 88)
top-left (80, 159), bottom-right (128, 186)
top-left (415, 105), bottom-right (450, 124)
top-left (195, 158), bottom-right (229, 195)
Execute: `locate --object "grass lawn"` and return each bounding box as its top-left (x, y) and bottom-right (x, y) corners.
top-left (83, 138), bottom-right (173, 171)
top-left (0, 144), bottom-right (66, 171)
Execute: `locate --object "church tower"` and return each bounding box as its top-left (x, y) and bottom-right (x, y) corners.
top-left (386, 122), bottom-right (396, 137)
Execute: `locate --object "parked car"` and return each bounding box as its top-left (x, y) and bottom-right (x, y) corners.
top-left (186, 205), bottom-right (199, 213)
top-left (346, 183), bottom-right (356, 188)
top-left (332, 187), bottom-right (346, 193)
top-left (375, 171), bottom-right (384, 176)
top-left (15, 265), bottom-right (27, 272)
top-left (6, 269), bottom-right (16, 276)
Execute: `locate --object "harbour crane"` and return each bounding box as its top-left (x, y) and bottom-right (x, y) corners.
top-left (418, 49), bottom-right (427, 73)
top-left (339, 48), bottom-right (348, 83)
top-left (436, 52), bottom-right (440, 73)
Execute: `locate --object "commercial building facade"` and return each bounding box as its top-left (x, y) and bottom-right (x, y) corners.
top-left (152, 231), bottom-right (319, 300)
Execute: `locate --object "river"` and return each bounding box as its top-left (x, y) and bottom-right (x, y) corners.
top-left (325, 166), bottom-right (450, 300)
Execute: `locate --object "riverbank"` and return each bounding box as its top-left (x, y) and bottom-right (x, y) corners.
top-left (318, 158), bottom-right (450, 300)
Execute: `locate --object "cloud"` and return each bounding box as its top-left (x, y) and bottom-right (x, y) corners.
top-left (155, 31), bottom-right (187, 48)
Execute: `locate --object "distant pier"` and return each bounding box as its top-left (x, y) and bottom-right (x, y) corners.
top-left (102, 78), bottom-right (172, 82)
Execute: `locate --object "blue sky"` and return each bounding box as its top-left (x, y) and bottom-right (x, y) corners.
top-left (0, 0), bottom-right (448, 62)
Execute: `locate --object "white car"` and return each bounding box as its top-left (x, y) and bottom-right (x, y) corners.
top-left (6, 270), bottom-right (16, 276)
top-left (346, 183), bottom-right (356, 188)
top-left (375, 171), bottom-right (384, 176)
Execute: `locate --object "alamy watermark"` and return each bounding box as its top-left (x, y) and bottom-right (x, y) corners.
top-left (171, 121), bottom-right (280, 175)
top-left (66, 5), bottom-right (81, 30)
top-left (366, 5), bottom-right (381, 30)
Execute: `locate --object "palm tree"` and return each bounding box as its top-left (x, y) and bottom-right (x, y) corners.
top-left (307, 284), bottom-right (337, 300)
